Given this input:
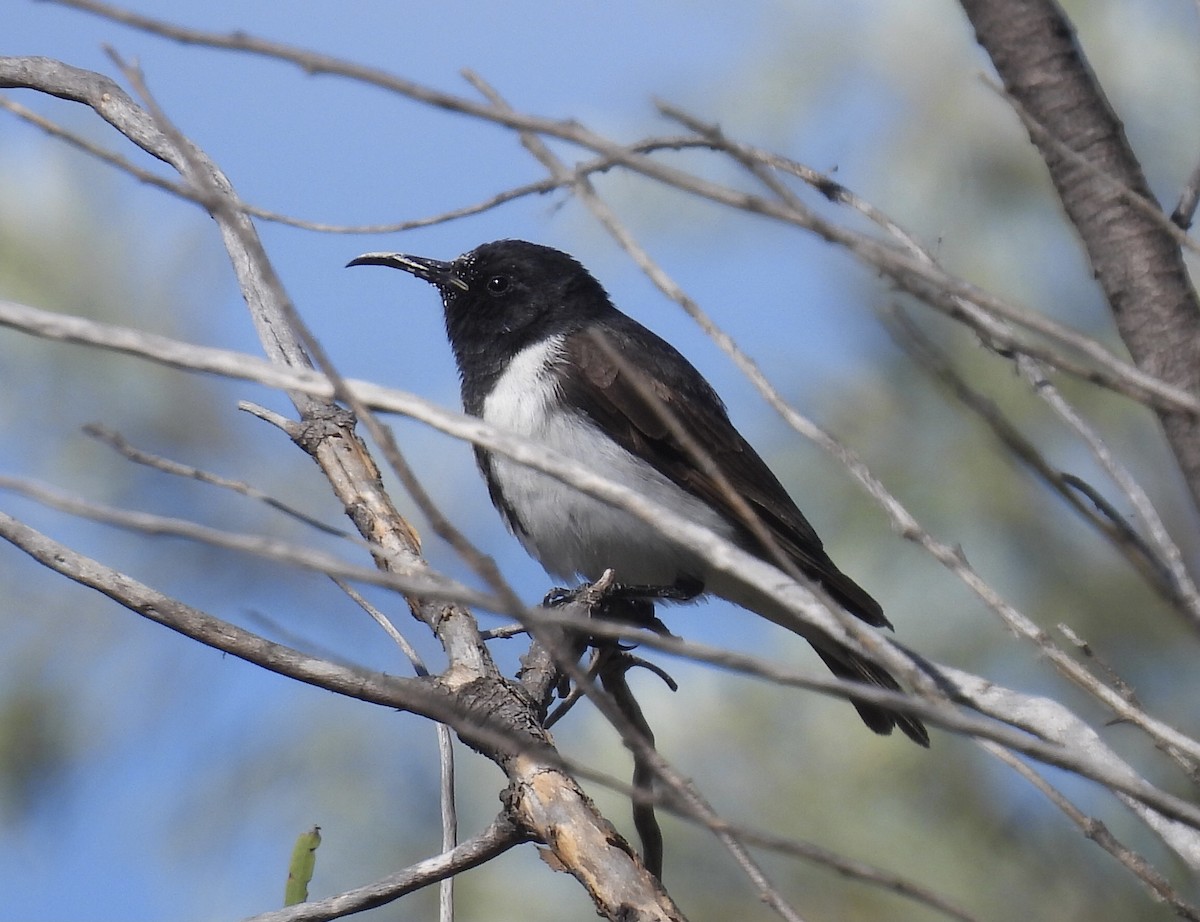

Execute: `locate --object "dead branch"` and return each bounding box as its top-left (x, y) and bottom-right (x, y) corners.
top-left (960, 0), bottom-right (1200, 512)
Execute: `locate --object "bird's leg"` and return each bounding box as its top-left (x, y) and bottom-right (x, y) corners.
top-left (543, 574), bottom-right (702, 608)
top-left (609, 574), bottom-right (704, 604)
top-left (537, 571), bottom-right (684, 729)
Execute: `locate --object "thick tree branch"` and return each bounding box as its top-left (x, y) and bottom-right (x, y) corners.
top-left (0, 511), bottom-right (452, 717)
top-left (0, 55), bottom-right (684, 920)
top-left (960, 0), bottom-right (1200, 511)
top-left (0, 506), bottom-right (688, 918)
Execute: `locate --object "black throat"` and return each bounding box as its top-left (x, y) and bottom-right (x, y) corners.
top-left (435, 242), bottom-right (614, 416)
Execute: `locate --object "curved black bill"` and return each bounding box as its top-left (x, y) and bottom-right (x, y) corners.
top-left (345, 252), bottom-right (468, 291)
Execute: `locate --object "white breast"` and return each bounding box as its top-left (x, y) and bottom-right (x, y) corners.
top-left (481, 335), bottom-right (736, 586)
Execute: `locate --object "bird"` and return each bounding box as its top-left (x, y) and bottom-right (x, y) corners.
top-left (348, 239), bottom-right (928, 745)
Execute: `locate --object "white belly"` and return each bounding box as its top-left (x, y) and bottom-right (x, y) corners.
top-left (481, 336), bottom-right (736, 585)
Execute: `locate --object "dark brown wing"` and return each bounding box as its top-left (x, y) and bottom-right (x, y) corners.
top-left (563, 323), bottom-right (929, 745)
top-left (563, 323), bottom-right (889, 629)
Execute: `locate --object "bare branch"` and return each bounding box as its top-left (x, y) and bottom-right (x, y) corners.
top-left (83, 423), bottom-right (350, 538)
top-left (729, 827), bottom-right (980, 922)
top-left (0, 472), bottom-right (487, 606)
top-left (1013, 355), bottom-right (1200, 631)
top-left (982, 743), bottom-right (1200, 920)
top-left (0, 510), bottom-right (452, 718)
top-left (243, 815), bottom-right (527, 922)
top-left (0, 91), bottom-right (192, 196)
top-left (960, 0), bottom-right (1200, 512)
top-left (657, 101), bottom-right (1200, 421)
top-left (882, 309), bottom-right (1183, 605)
top-left (334, 580), bottom-right (458, 922)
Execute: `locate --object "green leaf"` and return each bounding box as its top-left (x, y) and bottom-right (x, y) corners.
top-left (283, 825), bottom-right (322, 906)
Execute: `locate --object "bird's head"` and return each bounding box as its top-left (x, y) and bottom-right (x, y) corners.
top-left (348, 239), bottom-right (612, 358)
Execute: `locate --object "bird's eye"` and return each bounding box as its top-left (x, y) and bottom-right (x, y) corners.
top-left (485, 275), bottom-right (510, 295)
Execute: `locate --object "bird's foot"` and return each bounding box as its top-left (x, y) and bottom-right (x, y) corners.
top-left (541, 585), bottom-right (583, 608)
top-left (541, 581), bottom-right (661, 630)
top-left (541, 571), bottom-right (700, 634)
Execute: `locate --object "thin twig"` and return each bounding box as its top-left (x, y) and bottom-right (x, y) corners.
top-left (0, 91), bottom-right (193, 195)
top-left (0, 511), bottom-right (463, 720)
top-left (335, 578), bottom-right (430, 670)
top-left (979, 75), bottom-right (1200, 259)
top-left (466, 72), bottom-right (813, 922)
top-left (657, 100), bottom-right (1200, 420)
top-left (982, 742), bottom-right (1200, 921)
top-left (334, 580), bottom-right (457, 922)
top-left (1014, 355), bottom-right (1200, 632)
top-left (479, 623), bottom-right (527, 640)
top-left (83, 423), bottom-right (350, 538)
top-left (881, 308), bottom-right (1179, 600)
top-left (0, 88), bottom-right (706, 234)
top-left (469, 74), bottom-right (933, 716)
top-left (243, 815), bottom-right (526, 922)
top-left (600, 653), bottom-right (665, 880)
top-left (0, 471), bottom-right (488, 606)
top-left (1056, 624), bottom-right (1141, 708)
top-left (33, 4), bottom-right (1199, 427)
